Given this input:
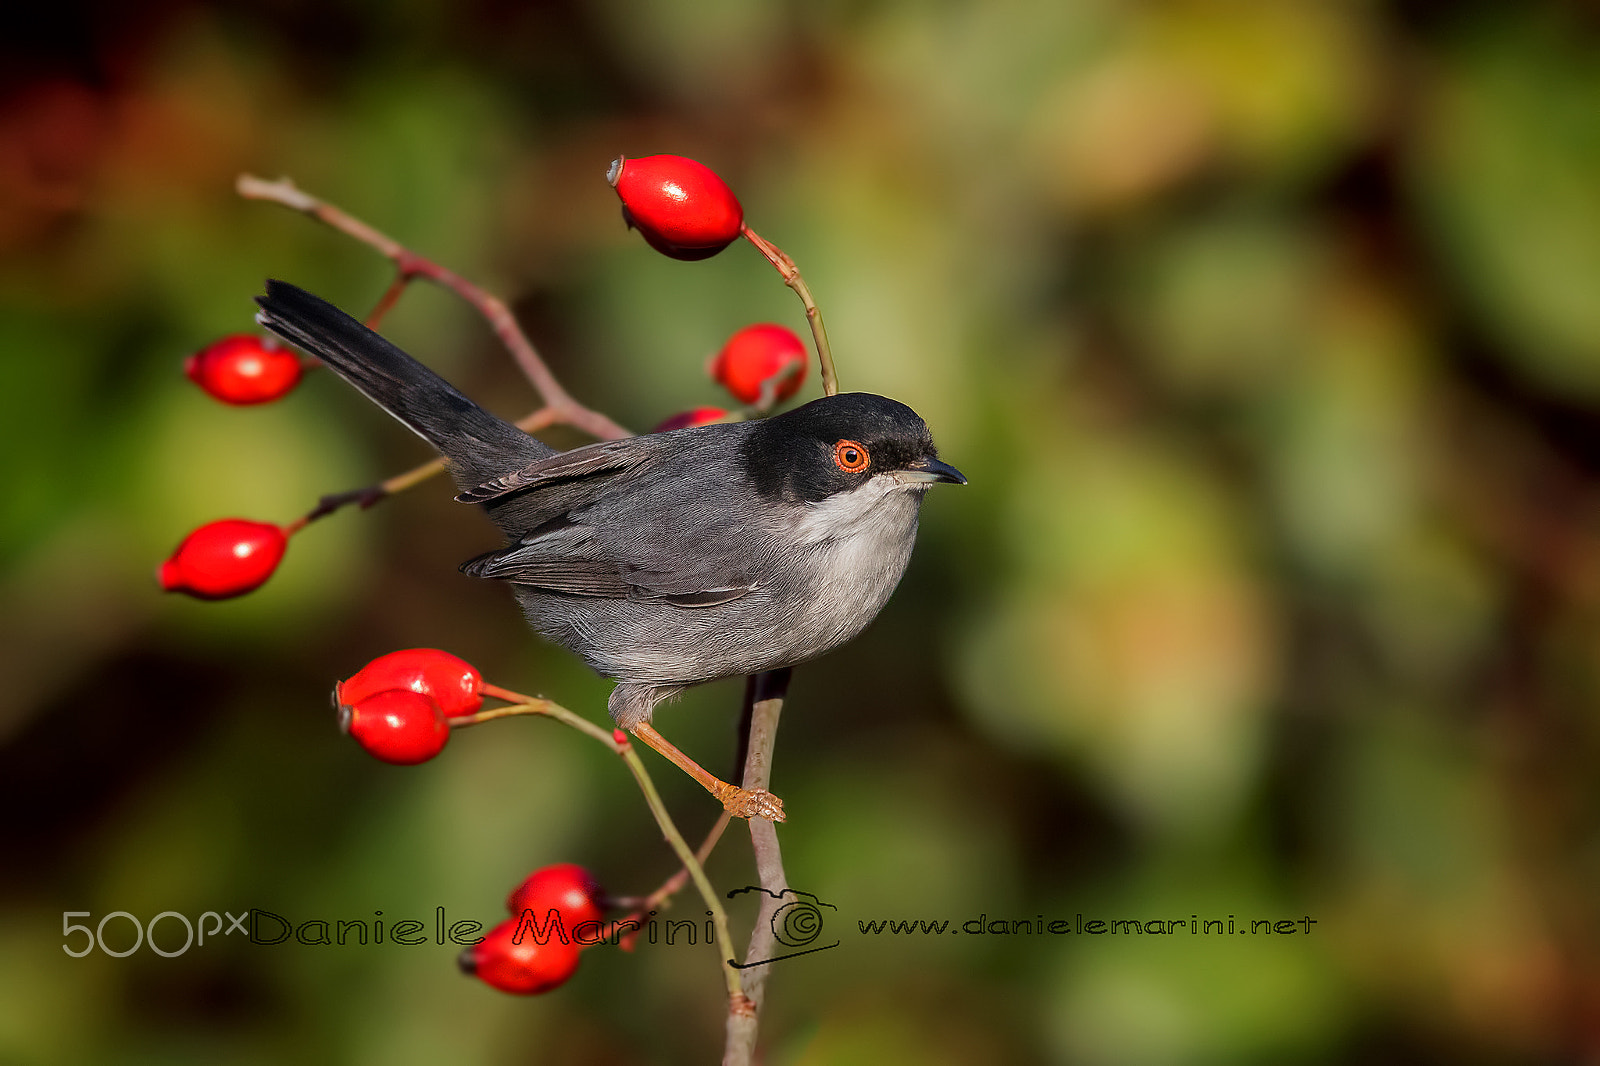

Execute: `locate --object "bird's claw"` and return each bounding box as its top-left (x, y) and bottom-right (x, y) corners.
top-left (715, 783), bottom-right (786, 822)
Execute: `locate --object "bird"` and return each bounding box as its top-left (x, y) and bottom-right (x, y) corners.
top-left (254, 280), bottom-right (964, 819)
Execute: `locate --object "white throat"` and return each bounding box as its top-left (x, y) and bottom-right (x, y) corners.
top-left (792, 473), bottom-right (925, 546)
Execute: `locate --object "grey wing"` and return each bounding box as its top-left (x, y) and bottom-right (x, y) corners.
top-left (458, 512), bottom-right (757, 608)
top-left (457, 431), bottom-right (761, 607)
top-left (460, 436), bottom-right (664, 545)
top-left (456, 439), bottom-right (652, 503)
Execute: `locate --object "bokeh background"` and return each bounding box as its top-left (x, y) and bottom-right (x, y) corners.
top-left (4, 1), bottom-right (1600, 1062)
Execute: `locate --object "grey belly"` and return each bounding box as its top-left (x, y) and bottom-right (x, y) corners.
top-left (509, 499), bottom-right (922, 687)
top-left (512, 560), bottom-right (906, 686)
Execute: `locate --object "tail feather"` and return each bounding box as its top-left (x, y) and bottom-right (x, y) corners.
top-left (253, 280), bottom-right (553, 486)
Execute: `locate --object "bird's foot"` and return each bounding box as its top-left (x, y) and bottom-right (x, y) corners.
top-left (710, 782), bottom-right (786, 822)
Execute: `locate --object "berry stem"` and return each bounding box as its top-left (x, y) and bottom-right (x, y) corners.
top-left (364, 273), bottom-right (410, 330)
top-left (604, 811), bottom-right (731, 946)
top-left (644, 811), bottom-right (732, 911)
top-left (451, 681), bottom-right (743, 1007)
top-left (615, 741), bottom-right (745, 1010)
top-left (753, 360), bottom-right (803, 414)
top-left (455, 684), bottom-right (619, 747)
top-left (237, 173), bottom-right (632, 441)
top-left (739, 224), bottom-right (839, 398)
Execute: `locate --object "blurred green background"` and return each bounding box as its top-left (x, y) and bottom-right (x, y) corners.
top-left (4, 1), bottom-right (1600, 1062)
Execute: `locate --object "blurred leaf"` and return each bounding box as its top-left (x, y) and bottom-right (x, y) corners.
top-left (958, 415), bottom-right (1274, 834)
top-left (1413, 15), bottom-right (1600, 394)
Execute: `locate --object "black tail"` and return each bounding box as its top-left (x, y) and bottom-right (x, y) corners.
top-left (253, 280), bottom-right (553, 487)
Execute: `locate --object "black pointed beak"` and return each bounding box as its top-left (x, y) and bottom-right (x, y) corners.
top-left (900, 457), bottom-right (967, 485)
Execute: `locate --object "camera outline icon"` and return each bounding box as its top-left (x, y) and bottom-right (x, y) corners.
top-left (725, 886), bottom-right (840, 968)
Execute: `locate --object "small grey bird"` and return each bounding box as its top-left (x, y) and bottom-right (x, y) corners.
top-left (255, 281), bottom-right (964, 818)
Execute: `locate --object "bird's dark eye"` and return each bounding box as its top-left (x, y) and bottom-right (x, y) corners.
top-left (833, 439), bottom-right (870, 473)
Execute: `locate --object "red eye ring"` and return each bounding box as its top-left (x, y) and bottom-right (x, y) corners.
top-left (833, 439), bottom-right (870, 473)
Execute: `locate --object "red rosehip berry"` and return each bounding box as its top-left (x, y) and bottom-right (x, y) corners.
top-left (459, 916), bottom-right (581, 995)
top-left (185, 334), bottom-right (304, 405)
top-left (608, 154), bottom-right (743, 261)
top-left (337, 649), bottom-right (484, 719)
top-left (158, 519), bottom-right (288, 600)
top-left (652, 406), bottom-right (729, 433)
top-left (711, 324), bottom-right (808, 406)
top-left (342, 689), bottom-right (449, 765)
top-left (507, 864), bottom-right (607, 933)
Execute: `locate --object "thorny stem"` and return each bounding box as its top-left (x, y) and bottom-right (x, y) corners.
top-left (297, 457), bottom-right (444, 527)
top-left (240, 172), bottom-right (631, 532)
top-left (740, 224), bottom-right (838, 398)
top-left (604, 811), bottom-right (732, 947)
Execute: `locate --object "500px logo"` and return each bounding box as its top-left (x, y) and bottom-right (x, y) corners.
top-left (61, 911), bottom-right (249, 958)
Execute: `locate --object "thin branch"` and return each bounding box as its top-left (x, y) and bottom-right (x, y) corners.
top-left (642, 812), bottom-right (733, 912)
top-left (237, 173), bottom-right (632, 441)
top-left (462, 682), bottom-right (618, 746)
top-left (607, 811), bottom-right (732, 926)
top-left (364, 274), bottom-right (410, 329)
top-left (288, 368), bottom-right (588, 528)
top-left (723, 668), bottom-right (792, 1066)
top-left (617, 737), bottom-right (747, 1011)
top-left (601, 822), bottom-right (733, 950)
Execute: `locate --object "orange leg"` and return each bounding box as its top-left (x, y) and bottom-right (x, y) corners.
top-left (628, 722), bottom-right (785, 822)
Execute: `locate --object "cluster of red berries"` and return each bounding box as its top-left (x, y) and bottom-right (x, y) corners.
top-left (332, 648), bottom-right (484, 765)
top-left (327, 652), bottom-right (614, 996)
top-left (461, 863), bottom-right (609, 995)
top-left (157, 157), bottom-right (824, 1007)
top-left (610, 155), bottom-right (809, 426)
